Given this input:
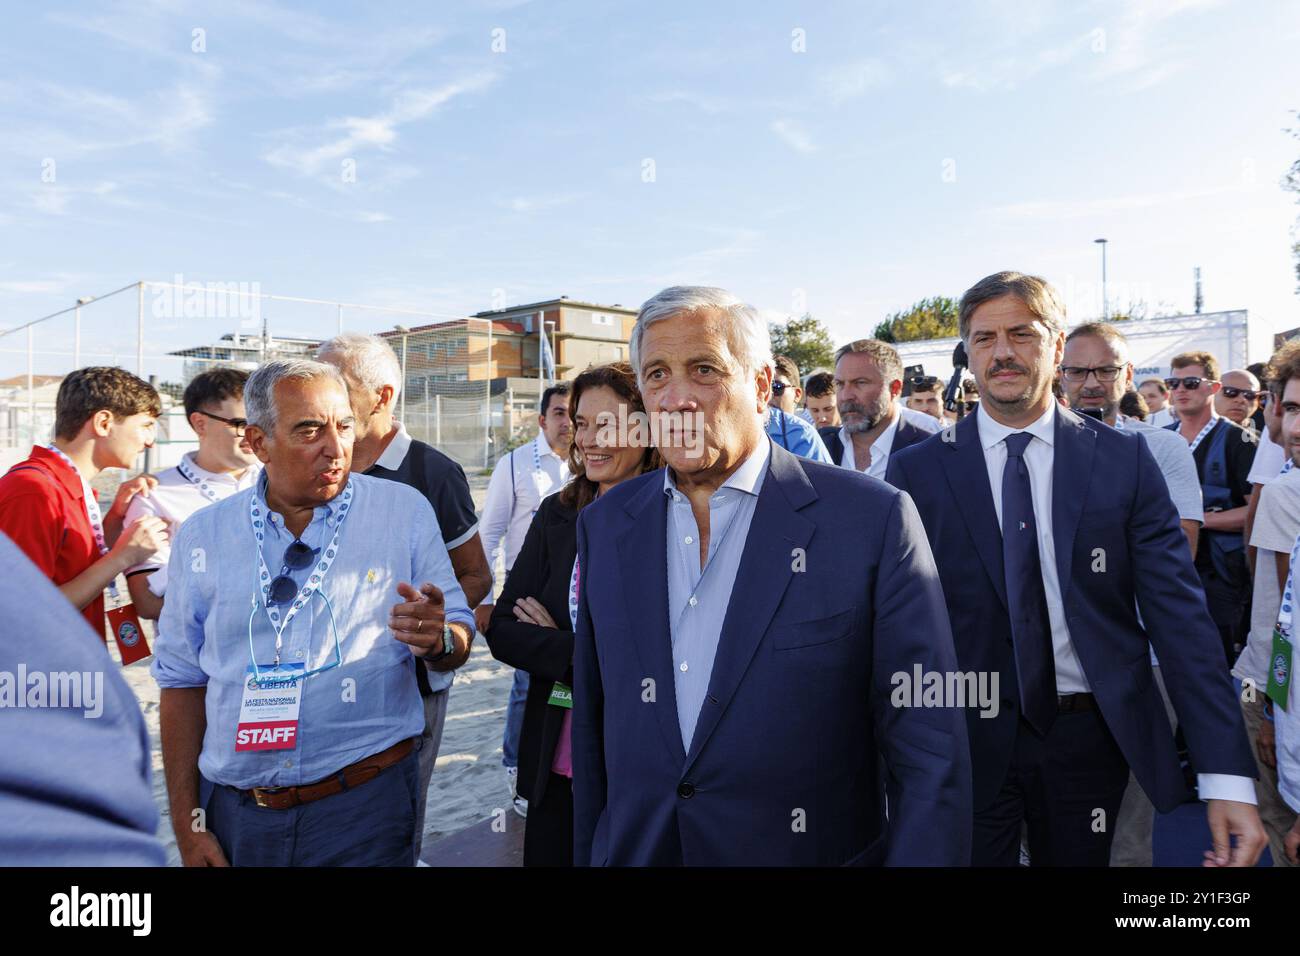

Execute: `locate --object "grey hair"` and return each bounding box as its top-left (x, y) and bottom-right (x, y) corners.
top-left (316, 331), bottom-right (402, 404)
top-left (630, 286), bottom-right (774, 383)
top-left (244, 359), bottom-right (347, 433)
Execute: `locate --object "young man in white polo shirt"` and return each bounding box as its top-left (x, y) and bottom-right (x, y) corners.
top-left (125, 367), bottom-right (261, 619)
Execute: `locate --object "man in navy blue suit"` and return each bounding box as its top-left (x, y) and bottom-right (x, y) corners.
top-left (571, 285), bottom-right (972, 866)
top-left (887, 270), bottom-right (1264, 867)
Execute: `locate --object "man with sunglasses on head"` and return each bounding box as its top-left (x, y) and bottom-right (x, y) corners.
top-left (125, 367), bottom-right (261, 621)
top-left (764, 354), bottom-right (833, 462)
top-left (153, 359), bottom-right (473, 867)
top-left (1166, 351), bottom-right (1258, 665)
top-left (1215, 369), bottom-right (1264, 432)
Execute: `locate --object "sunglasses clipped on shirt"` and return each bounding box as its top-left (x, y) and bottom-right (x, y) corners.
top-left (269, 539), bottom-right (320, 604)
top-left (1163, 376), bottom-right (1217, 391)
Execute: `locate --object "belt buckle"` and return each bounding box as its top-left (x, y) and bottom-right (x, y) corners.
top-left (252, 786), bottom-right (284, 808)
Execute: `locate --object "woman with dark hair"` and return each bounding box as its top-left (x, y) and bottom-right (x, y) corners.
top-left (485, 362), bottom-right (658, 865)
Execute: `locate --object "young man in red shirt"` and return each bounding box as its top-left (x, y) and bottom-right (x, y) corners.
top-left (0, 366), bottom-right (170, 640)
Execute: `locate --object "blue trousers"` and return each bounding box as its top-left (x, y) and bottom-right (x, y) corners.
top-left (501, 668), bottom-right (530, 769)
top-left (206, 747), bottom-right (420, 866)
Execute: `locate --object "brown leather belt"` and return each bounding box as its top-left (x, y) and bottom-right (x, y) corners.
top-left (240, 737), bottom-right (416, 810)
top-left (1057, 692), bottom-right (1097, 714)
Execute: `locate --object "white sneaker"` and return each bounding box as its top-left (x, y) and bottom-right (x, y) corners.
top-left (505, 765), bottom-right (519, 799)
top-left (513, 795), bottom-right (529, 818)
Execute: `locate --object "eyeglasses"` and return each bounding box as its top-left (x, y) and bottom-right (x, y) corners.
top-left (268, 539), bottom-right (319, 605)
top-left (771, 381), bottom-right (790, 395)
top-left (1060, 365), bottom-right (1124, 383)
top-left (1164, 376), bottom-right (1215, 391)
top-left (198, 409), bottom-right (248, 436)
top-left (1220, 386), bottom-right (1261, 402)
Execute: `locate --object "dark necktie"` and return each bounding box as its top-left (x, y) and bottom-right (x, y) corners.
top-left (1001, 432), bottom-right (1057, 736)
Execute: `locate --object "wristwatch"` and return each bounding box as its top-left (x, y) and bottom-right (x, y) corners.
top-left (428, 624), bottom-right (457, 662)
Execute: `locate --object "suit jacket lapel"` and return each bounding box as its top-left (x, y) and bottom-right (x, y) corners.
top-left (684, 443), bottom-right (816, 772)
top-left (940, 412), bottom-right (1008, 609)
top-left (615, 473), bottom-right (687, 766)
top-left (1051, 407), bottom-right (1095, 598)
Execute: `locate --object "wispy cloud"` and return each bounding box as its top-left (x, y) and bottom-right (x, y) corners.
top-left (497, 193), bottom-right (582, 214)
top-left (264, 73), bottom-right (498, 181)
top-left (770, 119), bottom-right (817, 154)
top-left (356, 211), bottom-right (393, 223)
top-left (987, 182), bottom-right (1242, 220)
top-left (819, 59), bottom-right (891, 104)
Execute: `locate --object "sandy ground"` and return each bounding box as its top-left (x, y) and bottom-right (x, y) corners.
top-left (115, 469), bottom-right (519, 866)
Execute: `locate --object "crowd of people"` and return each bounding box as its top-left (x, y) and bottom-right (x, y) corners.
top-left (2, 269), bottom-right (1299, 868)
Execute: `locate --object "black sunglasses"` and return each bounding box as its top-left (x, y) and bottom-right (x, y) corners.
top-left (771, 381), bottom-right (790, 395)
top-left (1164, 376), bottom-right (1215, 391)
top-left (198, 409), bottom-right (248, 436)
top-left (1220, 386), bottom-right (1261, 402)
top-left (268, 540), bottom-right (320, 604)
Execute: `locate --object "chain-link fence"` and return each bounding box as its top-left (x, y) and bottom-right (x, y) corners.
top-left (0, 279), bottom-right (538, 477)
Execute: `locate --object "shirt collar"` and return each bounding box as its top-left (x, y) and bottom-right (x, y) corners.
top-left (872, 410), bottom-right (900, 451)
top-left (256, 469), bottom-right (352, 525)
top-left (181, 451), bottom-right (254, 486)
top-left (663, 436), bottom-right (771, 499)
top-left (30, 445), bottom-right (84, 499)
top-left (372, 421), bottom-right (412, 471)
top-left (977, 402), bottom-right (1057, 451)
top-left (535, 433), bottom-right (566, 463)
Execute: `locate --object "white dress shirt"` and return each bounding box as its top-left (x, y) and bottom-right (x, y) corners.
top-left (978, 405), bottom-right (1254, 804)
top-left (480, 433), bottom-right (571, 580)
top-left (838, 409), bottom-right (901, 480)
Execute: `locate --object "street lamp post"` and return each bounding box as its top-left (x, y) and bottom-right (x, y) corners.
top-left (394, 324), bottom-right (410, 423)
top-left (1094, 238), bottom-right (1109, 320)
top-left (74, 296), bottom-right (93, 368)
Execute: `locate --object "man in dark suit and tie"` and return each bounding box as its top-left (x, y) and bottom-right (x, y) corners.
top-left (819, 338), bottom-right (936, 479)
top-left (886, 270), bottom-right (1265, 867)
top-left (571, 286), bottom-right (972, 866)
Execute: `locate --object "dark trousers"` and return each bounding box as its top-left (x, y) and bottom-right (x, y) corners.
top-left (973, 710), bottom-right (1130, 867)
top-left (207, 748), bottom-right (421, 867)
top-left (1199, 566), bottom-right (1251, 666)
top-left (523, 772), bottom-right (573, 867)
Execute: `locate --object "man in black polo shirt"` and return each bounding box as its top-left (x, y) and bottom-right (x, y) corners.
top-left (319, 333), bottom-right (492, 857)
top-left (1167, 350), bottom-right (1258, 664)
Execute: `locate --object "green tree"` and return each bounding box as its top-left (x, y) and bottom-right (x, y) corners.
top-left (872, 296), bottom-right (959, 343)
top-left (769, 313), bottom-right (836, 373)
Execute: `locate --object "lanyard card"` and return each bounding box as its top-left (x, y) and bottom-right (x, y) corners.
top-left (1267, 626), bottom-right (1293, 712)
top-left (236, 663), bottom-right (305, 751)
top-left (107, 603), bottom-right (151, 665)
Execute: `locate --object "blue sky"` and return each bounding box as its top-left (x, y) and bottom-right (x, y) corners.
top-left (2, 0), bottom-right (1299, 378)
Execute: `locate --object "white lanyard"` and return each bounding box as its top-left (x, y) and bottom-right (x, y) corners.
top-left (1276, 532), bottom-right (1300, 636)
top-left (45, 445), bottom-right (108, 556)
top-left (177, 454), bottom-right (227, 504)
top-left (1186, 416), bottom-right (1218, 453)
top-left (568, 555), bottom-right (580, 630)
top-left (249, 481), bottom-right (353, 651)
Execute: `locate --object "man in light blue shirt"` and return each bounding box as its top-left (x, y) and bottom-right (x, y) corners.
top-left (765, 406), bottom-right (832, 462)
top-left (154, 359), bottom-right (473, 867)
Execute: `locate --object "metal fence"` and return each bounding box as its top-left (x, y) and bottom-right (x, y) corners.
top-left (0, 280), bottom-right (534, 475)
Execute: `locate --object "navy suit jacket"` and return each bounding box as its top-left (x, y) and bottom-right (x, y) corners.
top-left (886, 407), bottom-right (1256, 812)
top-left (571, 439), bottom-right (972, 866)
top-left (818, 415), bottom-right (930, 470)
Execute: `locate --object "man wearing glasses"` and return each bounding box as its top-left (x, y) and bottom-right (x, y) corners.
top-left (1167, 350), bottom-right (1258, 664)
top-left (125, 367), bottom-right (261, 620)
top-left (764, 354), bottom-right (833, 462)
top-left (153, 359), bottom-right (474, 866)
top-left (1214, 368), bottom-right (1264, 431)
